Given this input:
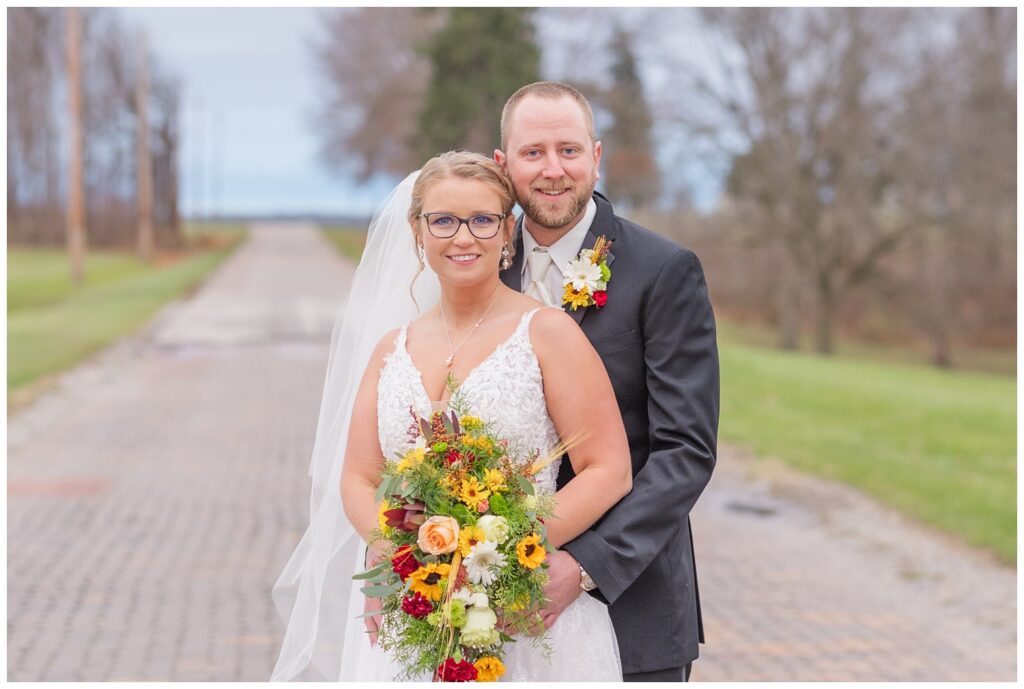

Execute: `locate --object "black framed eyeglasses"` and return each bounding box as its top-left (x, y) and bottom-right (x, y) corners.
top-left (419, 212), bottom-right (507, 239)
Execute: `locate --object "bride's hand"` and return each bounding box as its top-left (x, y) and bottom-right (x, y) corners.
top-left (363, 550), bottom-right (385, 645)
top-left (363, 594), bottom-right (383, 645)
top-left (535, 550), bottom-right (582, 630)
top-left (497, 608), bottom-right (547, 638)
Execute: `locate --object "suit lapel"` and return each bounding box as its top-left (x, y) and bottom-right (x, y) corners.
top-left (565, 193), bottom-right (619, 327)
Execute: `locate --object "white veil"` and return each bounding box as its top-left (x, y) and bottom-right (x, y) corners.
top-left (270, 171), bottom-right (440, 681)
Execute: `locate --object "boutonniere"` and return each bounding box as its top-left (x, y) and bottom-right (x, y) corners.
top-left (561, 236), bottom-right (613, 311)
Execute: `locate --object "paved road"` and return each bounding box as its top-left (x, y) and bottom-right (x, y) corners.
top-left (7, 224), bottom-right (1015, 681)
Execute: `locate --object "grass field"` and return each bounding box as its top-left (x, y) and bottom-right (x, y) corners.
top-left (719, 340), bottom-right (1016, 563)
top-left (8, 224), bottom-right (246, 396)
top-left (319, 226), bottom-right (368, 262)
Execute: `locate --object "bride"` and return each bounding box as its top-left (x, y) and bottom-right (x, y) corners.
top-left (272, 152), bottom-right (631, 681)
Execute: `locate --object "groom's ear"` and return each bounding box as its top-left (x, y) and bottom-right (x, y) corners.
top-left (593, 140), bottom-right (603, 180)
top-left (493, 148), bottom-right (507, 171)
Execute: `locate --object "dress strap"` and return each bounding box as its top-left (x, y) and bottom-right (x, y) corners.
top-left (516, 307), bottom-right (544, 334)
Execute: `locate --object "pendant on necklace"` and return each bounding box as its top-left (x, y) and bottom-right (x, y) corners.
top-left (445, 354), bottom-right (454, 368)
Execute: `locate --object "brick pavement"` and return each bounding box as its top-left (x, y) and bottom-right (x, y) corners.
top-left (7, 224), bottom-right (1016, 681)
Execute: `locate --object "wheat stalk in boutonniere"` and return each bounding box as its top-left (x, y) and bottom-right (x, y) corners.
top-left (561, 235), bottom-right (613, 311)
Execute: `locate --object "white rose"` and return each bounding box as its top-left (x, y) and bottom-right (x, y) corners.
top-left (475, 515), bottom-right (510, 543)
top-left (460, 603), bottom-right (499, 648)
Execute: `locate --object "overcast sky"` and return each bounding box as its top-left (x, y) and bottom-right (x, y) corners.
top-left (118, 7), bottom-right (720, 219)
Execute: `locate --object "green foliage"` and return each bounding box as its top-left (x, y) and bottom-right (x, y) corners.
top-left (8, 239), bottom-right (242, 394)
top-left (719, 337), bottom-right (1016, 562)
top-left (416, 8), bottom-right (540, 158)
top-left (602, 28), bottom-right (660, 208)
top-left (319, 226), bottom-right (367, 262)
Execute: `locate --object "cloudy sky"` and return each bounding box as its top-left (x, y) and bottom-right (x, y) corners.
top-left (119, 7), bottom-right (719, 219)
top-left (120, 7), bottom-right (397, 218)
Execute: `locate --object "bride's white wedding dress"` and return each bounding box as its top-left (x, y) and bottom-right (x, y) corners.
top-left (347, 307), bottom-right (621, 681)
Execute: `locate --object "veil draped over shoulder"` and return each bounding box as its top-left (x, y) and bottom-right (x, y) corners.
top-left (270, 171), bottom-right (440, 680)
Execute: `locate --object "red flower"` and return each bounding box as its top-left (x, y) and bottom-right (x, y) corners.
top-left (435, 658), bottom-right (478, 682)
top-left (453, 564), bottom-right (469, 590)
top-left (401, 592), bottom-right (433, 618)
top-left (391, 545), bottom-right (420, 581)
top-left (593, 290), bottom-right (608, 308)
top-left (445, 449), bottom-right (463, 466)
top-left (476, 499), bottom-right (489, 513)
top-left (384, 501), bottom-right (426, 532)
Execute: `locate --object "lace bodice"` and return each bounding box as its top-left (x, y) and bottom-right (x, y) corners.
top-left (377, 308), bottom-right (561, 492)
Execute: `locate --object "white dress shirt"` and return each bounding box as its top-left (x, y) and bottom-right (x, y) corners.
top-left (520, 198), bottom-right (597, 306)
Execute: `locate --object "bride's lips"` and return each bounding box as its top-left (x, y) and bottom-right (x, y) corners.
top-left (446, 254), bottom-right (481, 266)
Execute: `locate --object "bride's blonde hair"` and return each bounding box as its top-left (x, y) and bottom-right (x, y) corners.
top-left (407, 151), bottom-right (518, 309)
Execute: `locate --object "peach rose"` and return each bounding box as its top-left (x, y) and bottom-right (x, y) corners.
top-left (417, 515), bottom-right (460, 555)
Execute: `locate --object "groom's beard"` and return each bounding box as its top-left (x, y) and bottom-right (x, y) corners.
top-left (520, 175), bottom-right (596, 230)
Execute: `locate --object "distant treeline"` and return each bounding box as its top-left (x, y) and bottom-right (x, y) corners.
top-left (312, 7), bottom-right (1014, 366)
top-left (8, 8), bottom-right (183, 249)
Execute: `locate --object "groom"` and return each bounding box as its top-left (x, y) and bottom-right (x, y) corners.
top-left (496, 82), bottom-right (719, 682)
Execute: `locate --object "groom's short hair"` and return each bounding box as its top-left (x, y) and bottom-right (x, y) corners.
top-left (500, 81), bottom-right (596, 151)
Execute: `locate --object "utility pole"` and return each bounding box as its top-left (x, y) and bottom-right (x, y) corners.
top-left (65, 7), bottom-right (86, 283)
top-left (135, 31), bottom-right (155, 261)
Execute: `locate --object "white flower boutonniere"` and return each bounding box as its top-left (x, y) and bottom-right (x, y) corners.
top-left (561, 236), bottom-right (612, 311)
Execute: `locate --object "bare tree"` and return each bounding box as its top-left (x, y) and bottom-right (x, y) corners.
top-left (311, 8), bottom-right (444, 181)
top-left (135, 32), bottom-right (154, 261)
top-left (670, 8), bottom-right (918, 354)
top-left (66, 7), bottom-right (87, 282)
top-left (8, 8), bottom-right (63, 245)
top-left (885, 7), bottom-right (1016, 366)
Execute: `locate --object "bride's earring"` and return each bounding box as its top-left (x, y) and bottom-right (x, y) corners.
top-left (417, 243), bottom-right (425, 267)
top-left (500, 244), bottom-right (511, 270)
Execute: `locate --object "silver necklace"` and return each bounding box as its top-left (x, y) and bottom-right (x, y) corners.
top-left (439, 289), bottom-right (501, 368)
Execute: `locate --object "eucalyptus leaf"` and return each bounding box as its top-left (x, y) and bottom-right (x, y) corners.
top-left (517, 476), bottom-right (535, 496)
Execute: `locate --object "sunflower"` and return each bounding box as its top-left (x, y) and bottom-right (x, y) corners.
top-left (458, 525), bottom-right (486, 557)
top-left (408, 562), bottom-right (452, 601)
top-left (474, 656), bottom-right (506, 682)
top-left (377, 499), bottom-right (392, 534)
top-left (515, 533), bottom-right (546, 570)
top-left (458, 477), bottom-right (491, 511)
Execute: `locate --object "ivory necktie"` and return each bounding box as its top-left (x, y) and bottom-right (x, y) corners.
top-left (526, 247), bottom-right (556, 306)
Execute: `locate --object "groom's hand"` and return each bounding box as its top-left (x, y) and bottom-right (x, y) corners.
top-left (537, 550), bottom-right (583, 630)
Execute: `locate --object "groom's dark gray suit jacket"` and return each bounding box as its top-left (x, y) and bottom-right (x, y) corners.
top-left (501, 191), bottom-right (719, 674)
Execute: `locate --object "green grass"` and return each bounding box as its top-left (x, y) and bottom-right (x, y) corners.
top-left (716, 318), bottom-right (1016, 377)
top-left (8, 226), bottom-right (245, 395)
top-left (320, 225), bottom-right (367, 262)
top-left (719, 339), bottom-right (1016, 562)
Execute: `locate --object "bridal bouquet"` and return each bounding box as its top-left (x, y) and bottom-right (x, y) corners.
top-left (357, 403), bottom-right (569, 682)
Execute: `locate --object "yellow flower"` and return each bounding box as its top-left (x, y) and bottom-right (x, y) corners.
top-left (458, 525), bottom-right (486, 557)
top-left (396, 447), bottom-right (426, 473)
top-left (408, 562), bottom-right (451, 601)
top-left (474, 656), bottom-right (505, 682)
top-left (377, 500), bottom-right (392, 534)
top-left (483, 468), bottom-right (505, 493)
top-left (562, 284), bottom-right (591, 310)
top-left (464, 434), bottom-right (494, 454)
top-left (516, 533), bottom-right (546, 570)
top-left (505, 593), bottom-right (531, 612)
top-left (459, 477), bottom-right (491, 510)
top-left (460, 415), bottom-right (484, 431)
